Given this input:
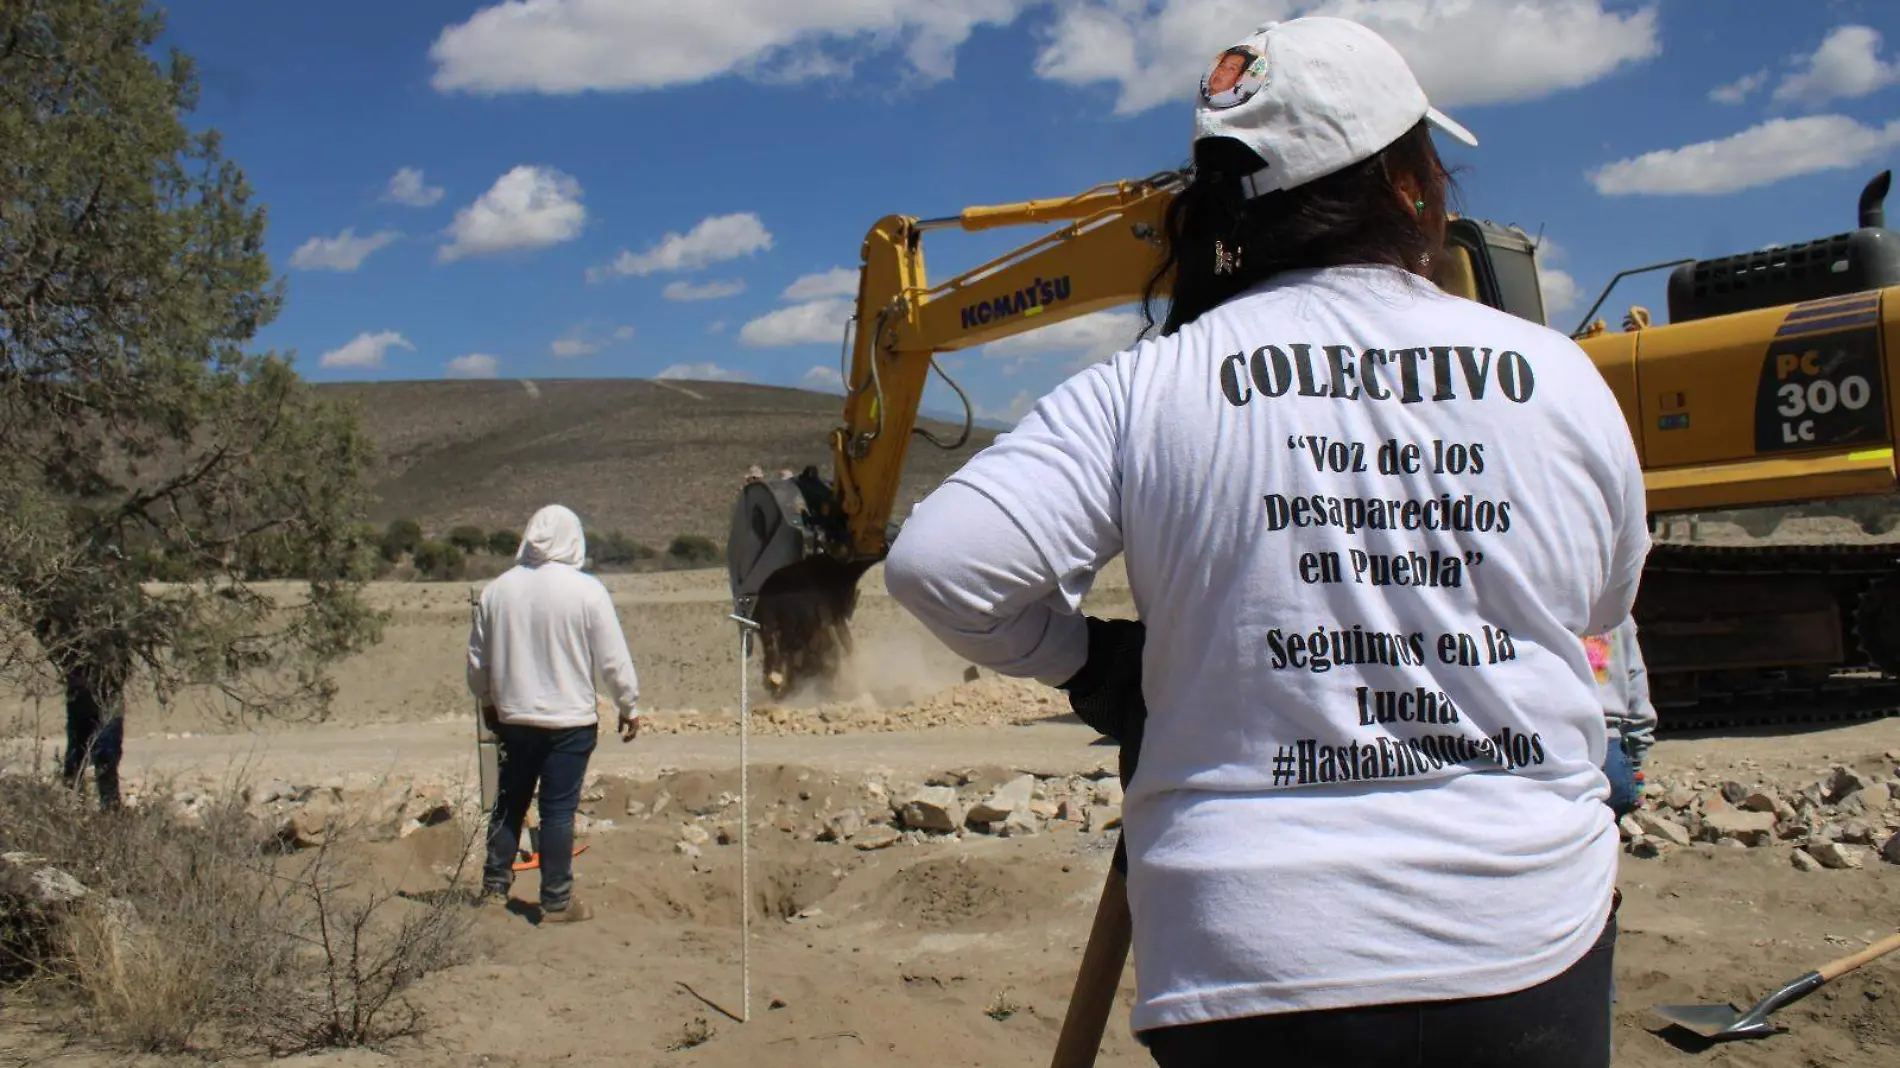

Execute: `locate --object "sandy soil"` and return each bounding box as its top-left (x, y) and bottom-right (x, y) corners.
top-left (3, 546), bottom-right (1900, 1068)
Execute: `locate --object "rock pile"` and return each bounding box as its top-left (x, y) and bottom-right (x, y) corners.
top-left (626, 763), bottom-right (1129, 857)
top-left (107, 775), bottom-right (469, 850)
top-left (634, 674), bottom-right (1072, 738)
top-left (1620, 756), bottom-right (1900, 871)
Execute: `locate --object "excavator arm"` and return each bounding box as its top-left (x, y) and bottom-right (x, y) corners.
top-left (727, 171), bottom-right (1549, 698)
top-left (831, 171), bottom-right (1187, 560)
top-left (725, 170), bottom-right (1185, 697)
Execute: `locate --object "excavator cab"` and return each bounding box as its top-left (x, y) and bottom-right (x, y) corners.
top-left (1435, 217), bottom-right (1548, 327)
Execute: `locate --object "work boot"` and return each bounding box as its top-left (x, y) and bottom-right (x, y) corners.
top-left (472, 886), bottom-right (508, 909)
top-left (540, 897), bottom-right (594, 924)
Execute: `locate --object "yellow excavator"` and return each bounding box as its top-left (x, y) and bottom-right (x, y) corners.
top-left (727, 167), bottom-right (1900, 731)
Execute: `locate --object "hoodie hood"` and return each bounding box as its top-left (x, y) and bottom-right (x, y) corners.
top-left (515, 505), bottom-right (587, 567)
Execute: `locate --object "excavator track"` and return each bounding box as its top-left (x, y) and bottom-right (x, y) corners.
top-left (1639, 538), bottom-right (1900, 733)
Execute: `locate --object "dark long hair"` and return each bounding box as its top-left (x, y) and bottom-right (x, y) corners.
top-left (1140, 120), bottom-right (1459, 338)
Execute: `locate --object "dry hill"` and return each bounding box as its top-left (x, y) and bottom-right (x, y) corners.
top-left (318, 378), bottom-right (1002, 549)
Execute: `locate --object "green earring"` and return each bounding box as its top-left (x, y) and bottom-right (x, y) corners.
top-left (1415, 199), bottom-right (1426, 215)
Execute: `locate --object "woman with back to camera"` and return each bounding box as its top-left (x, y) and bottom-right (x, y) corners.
top-left (882, 15), bottom-right (1649, 1068)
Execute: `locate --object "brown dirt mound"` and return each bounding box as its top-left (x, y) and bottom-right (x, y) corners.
top-left (862, 853), bottom-right (1064, 932)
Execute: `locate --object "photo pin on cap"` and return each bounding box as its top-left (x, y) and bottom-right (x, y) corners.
top-left (1193, 16), bottom-right (1477, 199)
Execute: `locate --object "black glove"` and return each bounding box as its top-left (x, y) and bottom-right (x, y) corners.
top-left (1059, 617), bottom-right (1147, 876)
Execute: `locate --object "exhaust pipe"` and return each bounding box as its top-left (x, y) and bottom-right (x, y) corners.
top-left (1859, 170), bottom-right (1891, 229)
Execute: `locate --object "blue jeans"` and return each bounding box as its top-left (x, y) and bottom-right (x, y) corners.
top-left (483, 722), bottom-right (597, 911)
top-left (1603, 739), bottom-right (1640, 821)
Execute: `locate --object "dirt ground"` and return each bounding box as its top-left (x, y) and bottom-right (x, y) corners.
top-left (4, 534), bottom-right (1900, 1067)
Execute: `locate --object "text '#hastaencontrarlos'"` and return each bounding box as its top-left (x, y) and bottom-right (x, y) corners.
top-left (1267, 729), bottom-right (1551, 788)
top-left (1219, 344), bottom-right (1536, 407)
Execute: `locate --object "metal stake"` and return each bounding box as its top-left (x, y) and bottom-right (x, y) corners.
top-left (729, 611), bottom-right (760, 1023)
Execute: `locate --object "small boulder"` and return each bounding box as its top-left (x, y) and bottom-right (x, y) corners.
top-left (1634, 811), bottom-right (1692, 847)
top-left (1791, 849), bottom-right (1823, 872)
top-left (1879, 831), bottom-right (1900, 865)
top-left (900, 787), bottom-right (963, 834)
top-left (1808, 842), bottom-right (1865, 870)
top-left (967, 775), bottom-right (1036, 825)
top-left (1701, 804), bottom-right (1776, 846)
top-left (818, 809), bottom-right (864, 842)
top-left (853, 826), bottom-right (902, 851)
top-left (1826, 766), bottom-right (1867, 803)
top-left (1740, 789), bottom-right (1781, 813)
top-left (1840, 820), bottom-right (1880, 846)
top-left (1086, 805), bottom-right (1123, 833)
top-left (1092, 779), bottom-right (1125, 806)
top-left (999, 810), bottom-right (1040, 838)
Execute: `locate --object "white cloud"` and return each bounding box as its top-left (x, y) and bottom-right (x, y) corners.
top-left (289, 228), bottom-right (400, 271)
top-left (428, 0), bottom-right (1034, 95)
top-left (737, 266), bottom-right (862, 347)
top-left (802, 365), bottom-right (845, 392)
top-left (438, 165), bottom-right (586, 262)
top-left (663, 278), bottom-right (748, 301)
top-left (446, 353), bottom-right (501, 379)
top-left (1773, 25), bottom-right (1900, 107)
top-left (1588, 115), bottom-right (1900, 196)
top-left (977, 390), bottom-right (1036, 426)
top-left (590, 213), bottom-right (773, 280)
top-left (782, 267), bottom-right (858, 301)
top-left (551, 322), bottom-right (636, 357)
top-left (739, 298), bottom-right (853, 347)
top-left (709, 320), bottom-right (728, 334)
top-left (320, 330), bottom-right (413, 370)
top-left (1530, 236), bottom-right (1582, 324)
top-left (1709, 69), bottom-right (1767, 105)
top-left (1034, 0), bottom-right (1660, 117)
top-left (384, 166), bottom-right (445, 207)
top-left (657, 361), bottom-right (754, 382)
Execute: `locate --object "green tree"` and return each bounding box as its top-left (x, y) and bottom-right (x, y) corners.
top-left (665, 535), bottom-right (721, 568)
top-left (486, 529), bottom-right (519, 557)
top-left (445, 524), bottom-right (486, 555)
top-left (412, 540), bottom-right (464, 581)
top-left (0, 0), bottom-right (387, 799)
top-left (379, 518), bottom-right (423, 563)
top-left (594, 530), bottom-right (655, 569)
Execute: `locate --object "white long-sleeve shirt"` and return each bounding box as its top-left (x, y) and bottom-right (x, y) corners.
top-left (466, 505), bottom-right (640, 729)
top-left (884, 265), bottom-right (1650, 1033)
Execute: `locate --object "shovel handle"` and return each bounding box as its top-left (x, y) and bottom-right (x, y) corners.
top-left (1050, 861), bottom-right (1133, 1068)
top-left (1819, 931), bottom-right (1900, 982)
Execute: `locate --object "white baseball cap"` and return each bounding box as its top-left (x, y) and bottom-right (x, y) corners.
top-left (1193, 16), bottom-right (1477, 200)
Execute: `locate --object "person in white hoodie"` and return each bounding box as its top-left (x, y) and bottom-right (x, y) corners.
top-left (467, 504), bottom-right (641, 922)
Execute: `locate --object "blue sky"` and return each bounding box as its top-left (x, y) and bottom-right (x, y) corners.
top-left (157, 0), bottom-right (1900, 424)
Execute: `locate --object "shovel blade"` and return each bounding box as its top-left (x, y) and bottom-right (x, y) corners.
top-left (1651, 1003), bottom-right (1785, 1040)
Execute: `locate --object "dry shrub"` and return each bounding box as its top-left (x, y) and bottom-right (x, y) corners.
top-left (0, 769), bottom-right (477, 1055)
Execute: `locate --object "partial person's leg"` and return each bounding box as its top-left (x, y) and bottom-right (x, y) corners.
top-left (90, 711), bottom-right (124, 811)
top-left (62, 683), bottom-right (99, 791)
top-left (482, 725), bottom-right (545, 899)
top-left (1603, 739), bottom-right (1639, 820)
top-left (1143, 1001), bottom-right (1420, 1067)
top-left (534, 723), bottom-right (599, 916)
top-left (1419, 912), bottom-right (1617, 1068)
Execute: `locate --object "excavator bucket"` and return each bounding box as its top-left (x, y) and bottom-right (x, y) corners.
top-left (727, 472), bottom-right (875, 698)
